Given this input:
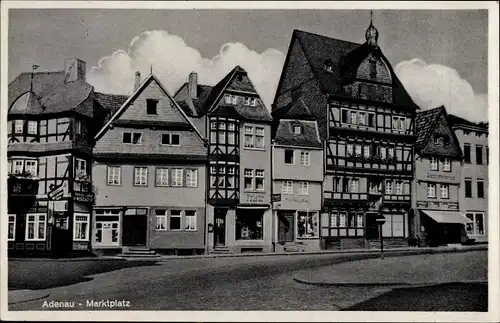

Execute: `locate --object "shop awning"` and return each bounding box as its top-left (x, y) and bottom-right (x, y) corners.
top-left (236, 204), bottom-right (270, 209)
top-left (422, 210), bottom-right (472, 224)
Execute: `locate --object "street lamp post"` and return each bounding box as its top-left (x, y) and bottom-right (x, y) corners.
top-left (375, 213), bottom-right (386, 259)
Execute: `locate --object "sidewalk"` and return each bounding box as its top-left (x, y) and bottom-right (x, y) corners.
top-left (293, 248), bottom-right (488, 287)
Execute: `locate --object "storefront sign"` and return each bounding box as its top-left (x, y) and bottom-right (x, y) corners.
top-left (272, 194), bottom-right (281, 203)
top-left (425, 173), bottom-right (457, 181)
top-left (283, 196), bottom-right (309, 204)
top-left (417, 200), bottom-right (459, 210)
top-left (244, 193), bottom-right (266, 203)
top-left (72, 242), bottom-right (88, 251)
top-left (74, 191), bottom-right (95, 203)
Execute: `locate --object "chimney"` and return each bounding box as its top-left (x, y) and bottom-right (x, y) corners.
top-left (188, 72), bottom-right (198, 99)
top-left (64, 58), bottom-right (86, 83)
top-left (134, 71), bottom-right (141, 91)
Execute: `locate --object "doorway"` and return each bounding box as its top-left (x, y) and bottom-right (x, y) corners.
top-left (278, 211), bottom-right (295, 243)
top-left (122, 208), bottom-right (147, 246)
top-left (214, 208), bottom-right (227, 247)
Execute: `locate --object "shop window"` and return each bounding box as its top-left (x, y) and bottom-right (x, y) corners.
top-left (73, 213), bottom-right (90, 241)
top-left (382, 214), bottom-right (404, 237)
top-left (297, 211), bottom-right (318, 238)
top-left (236, 210), bottom-right (263, 240)
top-left (25, 214), bottom-right (46, 241)
top-left (466, 213), bottom-right (485, 236)
top-left (169, 210), bottom-right (182, 230)
top-left (94, 209), bottom-right (120, 245)
top-left (155, 210), bottom-right (167, 230)
top-left (185, 211), bottom-right (197, 231)
top-left (8, 214), bottom-right (16, 241)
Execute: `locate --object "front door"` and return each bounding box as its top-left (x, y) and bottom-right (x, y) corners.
top-left (214, 208), bottom-right (227, 247)
top-left (278, 211), bottom-right (295, 243)
top-left (122, 209), bottom-right (147, 246)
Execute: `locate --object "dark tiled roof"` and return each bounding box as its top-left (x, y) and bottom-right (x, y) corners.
top-left (175, 83), bottom-right (213, 117)
top-left (93, 153), bottom-right (207, 162)
top-left (112, 119), bottom-right (191, 129)
top-left (94, 92), bottom-right (129, 123)
top-left (415, 106), bottom-right (444, 151)
top-left (8, 71), bottom-right (66, 108)
top-left (293, 29), bottom-right (419, 111)
top-left (274, 120), bottom-right (322, 148)
top-left (448, 114), bottom-right (489, 130)
top-left (276, 97), bottom-right (316, 121)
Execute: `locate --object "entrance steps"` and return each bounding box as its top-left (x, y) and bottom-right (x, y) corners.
top-left (283, 242), bottom-right (307, 253)
top-left (118, 247), bottom-right (159, 258)
top-left (210, 246), bottom-right (234, 255)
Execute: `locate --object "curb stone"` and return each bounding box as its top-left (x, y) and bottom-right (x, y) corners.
top-left (8, 290), bottom-right (50, 305)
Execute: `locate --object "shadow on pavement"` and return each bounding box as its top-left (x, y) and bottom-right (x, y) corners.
top-left (345, 282), bottom-right (488, 312)
top-left (9, 259), bottom-right (159, 290)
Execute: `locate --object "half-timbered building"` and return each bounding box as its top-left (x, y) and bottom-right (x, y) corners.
top-left (175, 67), bottom-right (273, 253)
top-left (412, 106), bottom-right (469, 247)
top-left (92, 72), bottom-right (207, 256)
top-left (272, 19), bottom-right (419, 249)
top-left (7, 58), bottom-right (104, 256)
top-left (271, 97), bottom-right (323, 252)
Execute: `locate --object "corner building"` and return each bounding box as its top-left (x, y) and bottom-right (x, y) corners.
top-left (175, 66), bottom-right (273, 253)
top-left (272, 21), bottom-right (418, 249)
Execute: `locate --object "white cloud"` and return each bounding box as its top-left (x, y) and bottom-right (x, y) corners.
top-left (394, 58), bottom-right (488, 122)
top-left (87, 30), bottom-right (286, 109)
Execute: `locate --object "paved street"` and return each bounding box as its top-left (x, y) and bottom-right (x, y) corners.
top-left (9, 250), bottom-right (488, 311)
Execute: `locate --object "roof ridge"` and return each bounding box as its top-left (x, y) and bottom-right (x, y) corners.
top-left (294, 29), bottom-right (362, 46)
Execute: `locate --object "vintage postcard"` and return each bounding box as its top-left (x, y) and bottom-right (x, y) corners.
top-left (1, 1), bottom-right (498, 322)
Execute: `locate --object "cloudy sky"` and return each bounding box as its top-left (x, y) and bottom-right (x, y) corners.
top-left (9, 9), bottom-right (488, 121)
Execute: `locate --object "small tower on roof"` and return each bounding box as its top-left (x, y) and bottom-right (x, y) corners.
top-left (365, 10), bottom-right (379, 47)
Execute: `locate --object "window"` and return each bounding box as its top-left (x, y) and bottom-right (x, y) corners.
top-left (463, 144), bottom-right (471, 163)
top-left (341, 109), bottom-right (348, 123)
top-left (73, 213), bottom-right (90, 241)
top-left (355, 145), bottom-right (362, 156)
top-left (282, 181), bottom-right (293, 194)
top-left (477, 179), bottom-right (485, 198)
top-left (363, 146), bottom-right (370, 158)
top-left (225, 94), bottom-right (237, 104)
top-left (385, 180), bottom-right (393, 194)
top-left (357, 213), bottom-right (364, 228)
top-left (75, 158), bottom-right (87, 176)
top-left (162, 134), bottom-right (180, 145)
top-left (333, 177), bottom-right (341, 192)
top-left (395, 181), bottom-right (403, 195)
top-left (299, 182), bottom-right (309, 195)
top-left (210, 121), bottom-right (217, 130)
top-left (185, 211), bottom-right (197, 230)
top-left (294, 126), bottom-right (302, 134)
top-left (297, 211), bottom-right (318, 238)
top-left (382, 214), bottom-right (405, 237)
top-left (350, 111), bottom-right (357, 124)
top-left (156, 168), bottom-right (169, 186)
top-left (369, 60), bottom-right (377, 79)
top-left (14, 120), bottom-right (23, 134)
top-left (123, 132), bottom-right (142, 144)
top-left (440, 184), bottom-right (449, 199)
top-left (284, 150), bottom-right (294, 164)
top-left (146, 99), bottom-right (158, 115)
top-left (347, 144), bottom-right (354, 155)
top-left (427, 183), bottom-right (436, 198)
top-left (339, 213), bottom-right (346, 227)
top-left (134, 167), bottom-right (148, 186)
top-left (380, 147), bottom-right (387, 159)
top-left (255, 169), bottom-right (265, 190)
top-left (107, 166), bottom-right (121, 185)
top-left (8, 215), bottom-right (16, 241)
top-left (244, 169), bottom-right (253, 190)
top-left (430, 157), bottom-right (438, 171)
top-left (25, 160), bottom-right (38, 176)
top-left (255, 127), bottom-right (265, 148)
top-left (466, 213), bottom-right (485, 236)
top-left (476, 145), bottom-right (483, 165)
top-left (465, 178), bottom-right (472, 198)
top-left (75, 120), bottom-right (82, 134)
top-left (236, 210), bottom-right (263, 240)
top-left (388, 147), bottom-right (394, 159)
top-left (442, 158), bottom-right (451, 172)
top-left (155, 210), bottom-right (167, 230)
top-left (330, 213), bottom-right (338, 227)
top-left (25, 214), bottom-right (46, 241)
top-left (392, 116), bottom-right (406, 131)
top-left (300, 151), bottom-right (310, 166)
top-left (358, 112), bottom-right (366, 126)
top-left (27, 121), bottom-right (37, 135)
top-left (170, 210), bottom-right (182, 230)
top-left (244, 126), bottom-right (254, 148)
top-left (13, 160), bottom-right (24, 174)
top-left (172, 169), bottom-right (183, 187)
top-left (228, 123), bottom-right (236, 131)
top-left (368, 113), bottom-right (375, 127)
top-left (370, 181), bottom-right (382, 194)
top-left (185, 169), bottom-right (198, 187)
top-left (486, 147), bottom-right (489, 164)
top-left (350, 178), bottom-right (359, 193)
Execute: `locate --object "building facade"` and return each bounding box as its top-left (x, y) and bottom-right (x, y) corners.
top-left (271, 98), bottom-right (324, 252)
top-left (272, 22), bottom-right (418, 249)
top-left (175, 67), bottom-right (273, 253)
top-left (448, 114), bottom-right (489, 243)
top-left (411, 106), bottom-right (470, 246)
top-left (92, 73), bottom-right (207, 255)
top-left (7, 58), bottom-right (101, 256)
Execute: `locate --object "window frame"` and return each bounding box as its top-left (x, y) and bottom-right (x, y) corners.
top-left (73, 213), bottom-right (90, 241)
top-left (146, 99), bottom-right (158, 115)
top-left (155, 167), bottom-right (169, 187)
top-left (184, 210), bottom-right (197, 231)
top-left (299, 181), bottom-right (309, 195)
top-left (171, 168), bottom-right (184, 187)
top-left (430, 157), bottom-right (439, 171)
top-left (169, 210), bottom-right (182, 231)
top-left (463, 143), bottom-right (471, 163)
top-left (427, 183), bottom-right (436, 198)
top-left (133, 167), bottom-right (148, 186)
top-left (155, 209), bottom-right (167, 231)
top-left (244, 169), bottom-right (254, 190)
top-left (465, 178), bottom-right (473, 198)
top-left (123, 132), bottom-right (143, 145)
top-left (282, 181), bottom-right (293, 194)
top-left (107, 165), bottom-right (122, 186)
top-left (185, 169), bottom-right (198, 188)
top-left (300, 151), bottom-right (311, 166)
top-left (477, 179), bottom-right (485, 198)
top-left (25, 213), bottom-right (47, 241)
top-left (442, 158), bottom-right (451, 172)
top-left (255, 169), bottom-right (265, 191)
top-left (440, 184), bottom-right (449, 199)
top-left (24, 159), bottom-right (38, 176)
top-left (8, 214), bottom-right (16, 241)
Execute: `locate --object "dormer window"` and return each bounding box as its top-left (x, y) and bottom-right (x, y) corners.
top-left (147, 99), bottom-right (158, 115)
top-left (225, 94), bottom-right (237, 105)
top-left (324, 58), bottom-right (334, 73)
top-left (294, 126), bottom-right (302, 135)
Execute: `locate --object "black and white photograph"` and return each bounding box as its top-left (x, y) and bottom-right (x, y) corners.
top-left (1, 1), bottom-right (498, 321)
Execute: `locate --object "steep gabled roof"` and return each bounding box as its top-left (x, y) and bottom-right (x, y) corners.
top-left (448, 114), bottom-right (489, 131)
top-left (278, 97), bottom-right (316, 121)
top-left (94, 92), bottom-right (129, 123)
top-left (174, 83), bottom-right (213, 117)
top-left (415, 106), bottom-right (444, 151)
top-left (292, 29), bottom-right (419, 111)
top-left (94, 74), bottom-right (205, 142)
top-left (274, 120), bottom-right (322, 148)
top-left (204, 66), bottom-right (245, 114)
top-left (8, 71), bottom-right (66, 108)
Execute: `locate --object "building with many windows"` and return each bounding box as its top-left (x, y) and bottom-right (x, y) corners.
top-left (272, 20), bottom-right (418, 249)
top-left (7, 58), bottom-right (105, 256)
top-left (448, 114), bottom-right (489, 243)
top-left (411, 106), bottom-right (469, 246)
top-left (92, 72), bottom-right (207, 255)
top-left (271, 97), bottom-right (323, 252)
top-left (175, 66), bottom-right (273, 253)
